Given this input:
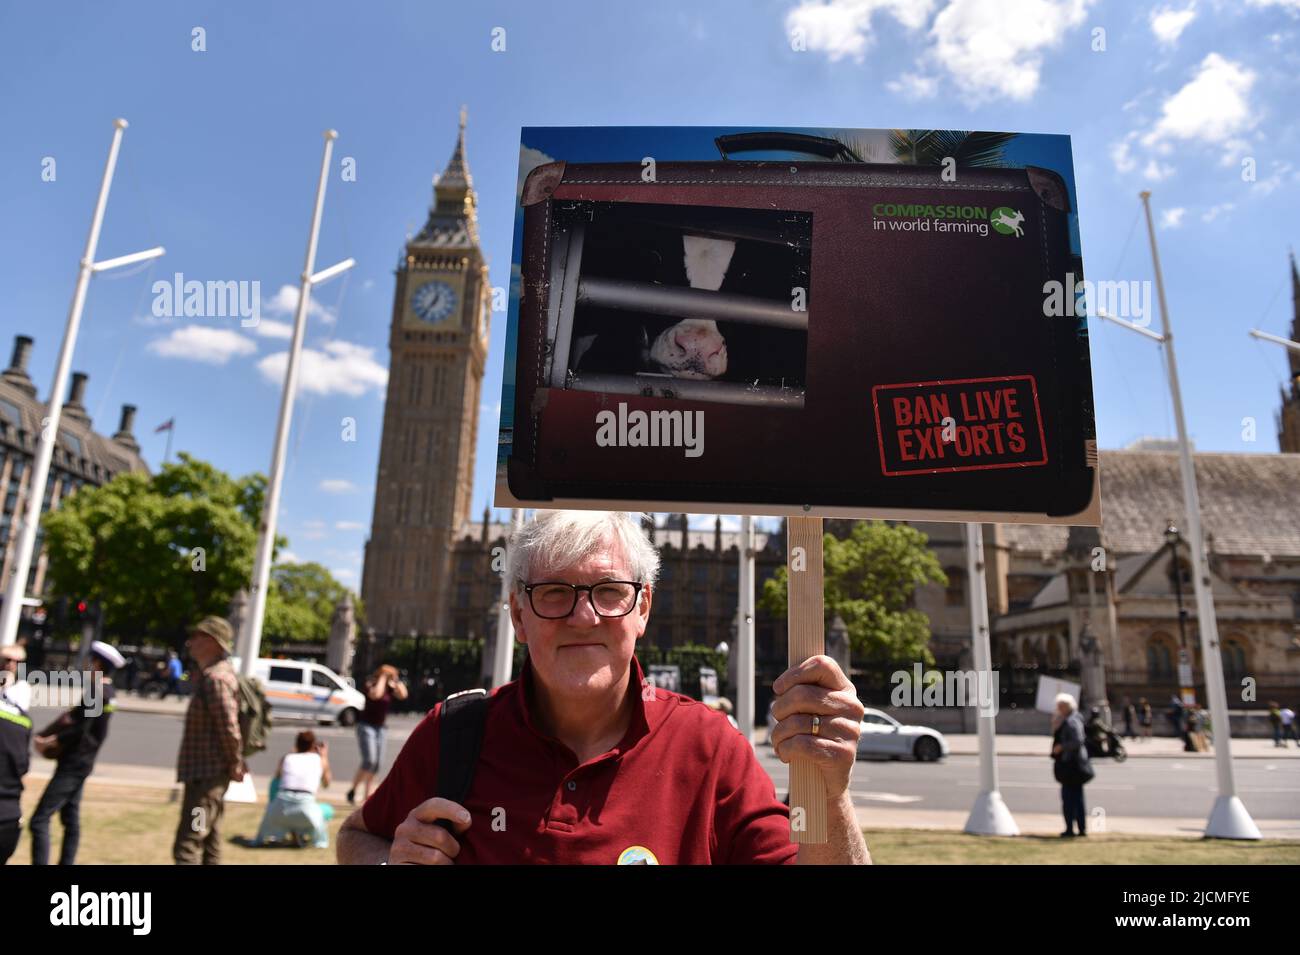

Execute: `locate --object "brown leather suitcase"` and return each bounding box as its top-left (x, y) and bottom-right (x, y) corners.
top-left (504, 137), bottom-right (1096, 522)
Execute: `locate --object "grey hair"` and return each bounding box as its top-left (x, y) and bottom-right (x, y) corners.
top-left (505, 511), bottom-right (660, 592)
top-left (1054, 692), bottom-right (1078, 713)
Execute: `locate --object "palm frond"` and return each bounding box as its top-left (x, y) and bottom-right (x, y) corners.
top-left (889, 129), bottom-right (1016, 167)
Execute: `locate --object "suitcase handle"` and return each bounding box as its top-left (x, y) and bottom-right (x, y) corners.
top-left (714, 132), bottom-right (858, 162)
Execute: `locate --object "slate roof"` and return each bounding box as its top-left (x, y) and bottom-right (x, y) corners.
top-left (0, 371), bottom-right (147, 481)
top-left (1001, 450), bottom-right (1300, 559)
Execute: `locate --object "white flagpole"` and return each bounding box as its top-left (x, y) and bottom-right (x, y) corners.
top-left (737, 514), bottom-right (755, 744)
top-left (962, 523), bottom-right (1019, 835)
top-left (491, 508), bottom-right (523, 687)
top-left (240, 130), bottom-right (354, 676)
top-left (0, 119), bottom-right (164, 649)
top-left (1137, 191), bottom-right (1259, 839)
top-left (1247, 328), bottom-right (1300, 354)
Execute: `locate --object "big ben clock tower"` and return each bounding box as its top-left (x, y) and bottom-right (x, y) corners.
top-left (362, 109), bottom-right (491, 636)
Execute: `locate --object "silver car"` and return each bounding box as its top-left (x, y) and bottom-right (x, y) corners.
top-left (767, 703), bottom-right (948, 762)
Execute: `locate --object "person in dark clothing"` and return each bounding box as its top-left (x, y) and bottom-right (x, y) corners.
top-left (29, 641), bottom-right (124, 865)
top-left (122, 654), bottom-right (139, 695)
top-left (1121, 697), bottom-right (1136, 741)
top-left (1051, 693), bottom-right (1093, 838)
top-left (346, 664), bottom-right (407, 805)
top-left (0, 644), bottom-right (33, 864)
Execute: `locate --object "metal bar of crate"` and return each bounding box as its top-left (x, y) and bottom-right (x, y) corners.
top-left (576, 276), bottom-right (808, 330)
top-left (548, 222), bottom-right (586, 388)
top-left (568, 371), bottom-right (805, 409)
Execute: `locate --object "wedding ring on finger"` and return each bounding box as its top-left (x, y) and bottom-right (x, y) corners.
top-left (811, 715), bottom-right (821, 736)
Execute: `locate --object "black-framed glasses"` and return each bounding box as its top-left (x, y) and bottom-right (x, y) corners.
top-left (523, 580), bottom-right (644, 619)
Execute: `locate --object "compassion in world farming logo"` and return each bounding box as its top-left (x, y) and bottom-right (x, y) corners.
top-left (870, 202), bottom-right (1024, 239)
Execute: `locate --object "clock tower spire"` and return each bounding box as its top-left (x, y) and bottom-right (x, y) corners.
top-left (362, 111), bottom-right (491, 637)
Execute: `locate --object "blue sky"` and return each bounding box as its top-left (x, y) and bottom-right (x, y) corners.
top-left (1, 0), bottom-right (1297, 590)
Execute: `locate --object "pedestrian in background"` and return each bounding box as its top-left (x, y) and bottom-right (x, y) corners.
top-left (29, 641), bottom-right (123, 865)
top-left (1, 644), bottom-right (31, 712)
top-left (1281, 705), bottom-right (1298, 747)
top-left (1138, 697), bottom-right (1153, 742)
top-left (1051, 692), bottom-right (1093, 838)
top-left (0, 645), bottom-right (32, 864)
top-left (122, 654), bottom-right (139, 695)
top-left (1121, 697), bottom-right (1136, 741)
top-left (253, 730), bottom-right (332, 849)
top-left (172, 617), bottom-right (244, 865)
top-left (162, 650), bottom-right (184, 699)
top-left (347, 664), bottom-right (407, 805)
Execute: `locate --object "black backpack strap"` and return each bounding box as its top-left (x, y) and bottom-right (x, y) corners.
top-left (435, 689), bottom-right (490, 824)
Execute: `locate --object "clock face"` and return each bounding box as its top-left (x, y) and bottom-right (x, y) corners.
top-left (410, 280), bottom-right (458, 324)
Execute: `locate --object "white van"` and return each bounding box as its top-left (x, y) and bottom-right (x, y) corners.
top-left (232, 658), bottom-right (367, 726)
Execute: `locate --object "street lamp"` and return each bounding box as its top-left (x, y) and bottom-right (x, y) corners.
top-left (1164, 520), bottom-right (1196, 706)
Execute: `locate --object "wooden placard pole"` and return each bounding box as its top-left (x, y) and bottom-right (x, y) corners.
top-left (786, 515), bottom-right (828, 844)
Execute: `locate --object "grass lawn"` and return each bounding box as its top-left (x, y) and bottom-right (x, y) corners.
top-left (9, 783), bottom-right (345, 866)
top-left (8, 782), bottom-right (1298, 865)
top-left (861, 828), bottom-right (1300, 865)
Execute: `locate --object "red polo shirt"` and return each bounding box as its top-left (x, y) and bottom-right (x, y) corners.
top-left (361, 655), bottom-right (798, 865)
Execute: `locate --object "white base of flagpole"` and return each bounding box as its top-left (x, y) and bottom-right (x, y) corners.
top-left (964, 790), bottom-right (1020, 837)
top-left (1205, 795), bottom-right (1262, 841)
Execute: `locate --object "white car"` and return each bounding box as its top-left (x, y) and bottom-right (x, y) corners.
top-left (767, 703), bottom-right (948, 762)
top-left (232, 657), bottom-right (366, 726)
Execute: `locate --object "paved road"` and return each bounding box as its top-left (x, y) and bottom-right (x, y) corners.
top-left (753, 746), bottom-right (1300, 821)
top-left (29, 705), bottom-right (424, 783)
top-left (34, 707), bottom-right (1300, 822)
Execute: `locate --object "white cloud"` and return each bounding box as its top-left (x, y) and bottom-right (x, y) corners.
top-left (147, 326), bottom-right (257, 365)
top-left (886, 71), bottom-right (941, 98)
top-left (320, 479), bottom-right (358, 494)
top-left (1141, 53), bottom-right (1257, 148)
top-left (1218, 137), bottom-right (1253, 167)
top-left (277, 550), bottom-right (300, 564)
top-left (1150, 4), bottom-right (1196, 46)
top-left (257, 340), bottom-right (388, 397)
top-left (1160, 207), bottom-right (1186, 229)
top-left (361, 279), bottom-right (375, 291)
top-left (928, 0), bottom-right (1094, 103)
top-left (335, 520), bottom-right (365, 531)
top-left (331, 567), bottom-right (356, 581)
top-left (302, 519), bottom-right (327, 540)
top-left (1256, 159), bottom-right (1297, 194)
top-left (1247, 0), bottom-right (1300, 10)
top-left (264, 284), bottom-right (338, 325)
top-left (1110, 140), bottom-right (1137, 173)
top-left (1143, 158), bottom-right (1175, 181)
top-left (1201, 202), bottom-right (1235, 222)
top-left (253, 319), bottom-right (293, 340)
top-left (785, 0), bottom-right (935, 63)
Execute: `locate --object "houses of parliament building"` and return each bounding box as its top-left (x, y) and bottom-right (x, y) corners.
top-left (362, 115), bottom-right (1300, 706)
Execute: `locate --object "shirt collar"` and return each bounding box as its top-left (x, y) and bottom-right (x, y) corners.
top-left (516, 652), bottom-right (652, 757)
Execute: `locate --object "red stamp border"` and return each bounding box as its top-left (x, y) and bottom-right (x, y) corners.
top-left (871, 374), bottom-right (1050, 477)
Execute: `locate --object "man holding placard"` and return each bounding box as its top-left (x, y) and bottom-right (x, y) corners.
top-left (338, 511), bottom-right (869, 865)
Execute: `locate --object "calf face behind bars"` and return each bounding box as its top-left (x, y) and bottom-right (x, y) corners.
top-left (573, 233), bottom-right (735, 380)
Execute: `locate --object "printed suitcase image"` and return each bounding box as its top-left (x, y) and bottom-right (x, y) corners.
top-left (501, 130), bottom-right (1098, 524)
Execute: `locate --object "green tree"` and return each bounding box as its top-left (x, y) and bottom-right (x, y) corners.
top-left (42, 452), bottom-right (283, 645)
top-left (758, 521), bottom-right (947, 664)
top-left (264, 561), bottom-right (360, 643)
